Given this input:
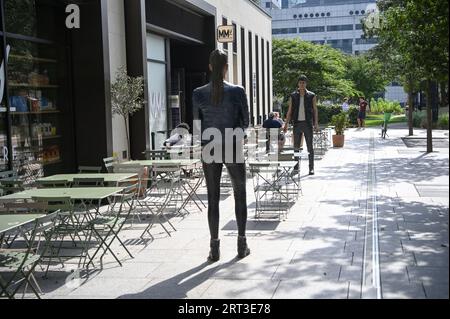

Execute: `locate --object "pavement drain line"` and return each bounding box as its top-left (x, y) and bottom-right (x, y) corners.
top-left (361, 132), bottom-right (383, 299)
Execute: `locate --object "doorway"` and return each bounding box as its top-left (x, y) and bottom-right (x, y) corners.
top-left (169, 40), bottom-right (210, 134)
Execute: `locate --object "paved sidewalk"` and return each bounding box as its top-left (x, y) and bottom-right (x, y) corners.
top-left (13, 126), bottom-right (448, 299)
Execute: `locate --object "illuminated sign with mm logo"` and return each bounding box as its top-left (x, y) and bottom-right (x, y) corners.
top-left (217, 25), bottom-right (235, 43)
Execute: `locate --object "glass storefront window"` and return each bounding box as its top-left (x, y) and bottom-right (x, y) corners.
top-left (0, 36), bottom-right (9, 172)
top-left (148, 61), bottom-right (167, 150)
top-left (147, 33), bottom-right (166, 62)
top-left (7, 37), bottom-right (63, 182)
top-left (4, 0), bottom-right (57, 40)
top-left (147, 34), bottom-right (168, 150)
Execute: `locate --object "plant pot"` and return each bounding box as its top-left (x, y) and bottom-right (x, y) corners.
top-left (332, 134), bottom-right (345, 148)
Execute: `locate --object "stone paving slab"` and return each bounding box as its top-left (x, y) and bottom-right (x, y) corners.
top-left (272, 280), bottom-right (351, 299)
top-left (201, 279), bottom-right (280, 299)
top-left (422, 281), bottom-right (449, 299)
top-left (9, 127), bottom-right (447, 299)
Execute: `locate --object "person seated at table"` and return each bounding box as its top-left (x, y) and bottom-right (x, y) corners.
top-left (263, 112), bottom-right (285, 151)
top-left (163, 123), bottom-right (191, 149)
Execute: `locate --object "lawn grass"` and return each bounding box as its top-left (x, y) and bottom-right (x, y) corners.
top-left (364, 114), bottom-right (407, 127)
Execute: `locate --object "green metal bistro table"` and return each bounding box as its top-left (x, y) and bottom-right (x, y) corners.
top-left (0, 187), bottom-right (124, 202)
top-left (121, 159), bottom-right (201, 169)
top-left (0, 187), bottom-right (124, 217)
top-left (36, 173), bottom-right (138, 186)
top-left (0, 213), bottom-right (45, 298)
top-left (0, 214), bottom-right (43, 235)
top-left (120, 159), bottom-right (204, 213)
top-left (0, 214), bottom-right (44, 247)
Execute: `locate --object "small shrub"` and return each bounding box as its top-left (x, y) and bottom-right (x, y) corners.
top-left (348, 106), bottom-right (359, 126)
top-left (413, 111), bottom-right (426, 128)
top-left (318, 104), bottom-right (331, 124)
top-left (437, 113), bottom-right (449, 130)
top-left (369, 98), bottom-right (403, 114)
top-left (318, 104), bottom-right (343, 124)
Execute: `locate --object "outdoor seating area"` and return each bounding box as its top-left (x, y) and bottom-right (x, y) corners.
top-left (244, 127), bottom-right (326, 220)
top-left (0, 155), bottom-right (207, 299)
top-left (0, 127), bottom-right (329, 299)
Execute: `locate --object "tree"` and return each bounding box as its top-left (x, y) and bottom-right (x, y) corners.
top-left (365, 0), bottom-right (449, 151)
top-left (111, 67), bottom-right (145, 159)
top-left (272, 39), bottom-right (359, 103)
top-left (344, 54), bottom-right (389, 101)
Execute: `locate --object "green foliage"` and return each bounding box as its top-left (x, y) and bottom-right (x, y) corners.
top-left (412, 111), bottom-right (427, 128)
top-left (330, 113), bottom-right (348, 135)
top-left (347, 106), bottom-right (359, 126)
top-left (272, 39), bottom-right (359, 101)
top-left (111, 66), bottom-right (145, 118)
top-left (110, 66), bottom-right (145, 158)
top-left (369, 98), bottom-right (403, 114)
top-left (317, 104), bottom-right (344, 125)
top-left (366, 0), bottom-right (448, 86)
top-left (438, 113), bottom-right (449, 130)
top-left (344, 54), bottom-right (389, 100)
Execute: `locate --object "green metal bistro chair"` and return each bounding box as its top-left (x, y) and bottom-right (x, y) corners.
top-left (0, 202), bottom-right (49, 249)
top-left (0, 172), bottom-right (25, 195)
top-left (103, 157), bottom-right (118, 173)
top-left (381, 112), bottom-right (392, 139)
top-left (138, 164), bottom-right (180, 239)
top-left (30, 197), bottom-right (91, 272)
top-left (143, 150), bottom-right (170, 160)
top-left (36, 180), bottom-right (69, 188)
top-left (113, 165), bottom-right (148, 226)
top-left (84, 184), bottom-right (137, 269)
top-left (71, 178), bottom-right (105, 220)
top-left (72, 178), bottom-right (105, 188)
top-left (0, 212), bottom-right (59, 299)
top-left (78, 166), bottom-right (102, 174)
top-left (178, 161), bottom-right (205, 214)
top-left (249, 162), bottom-right (291, 221)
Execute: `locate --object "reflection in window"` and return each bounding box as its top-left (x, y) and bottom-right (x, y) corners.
top-left (4, 0), bottom-right (57, 40)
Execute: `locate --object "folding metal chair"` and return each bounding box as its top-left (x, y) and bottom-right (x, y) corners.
top-left (72, 178), bottom-right (105, 188)
top-left (138, 164), bottom-right (180, 238)
top-left (313, 130), bottom-right (328, 156)
top-left (30, 197), bottom-right (91, 271)
top-left (0, 202), bottom-right (48, 249)
top-left (249, 162), bottom-right (291, 220)
top-left (36, 180), bottom-right (69, 188)
top-left (0, 179), bottom-right (25, 195)
top-left (0, 212), bottom-right (59, 299)
top-left (178, 162), bottom-right (206, 214)
top-left (143, 150), bottom-right (170, 160)
top-left (84, 184), bottom-right (137, 268)
top-left (112, 164), bottom-right (147, 226)
top-left (103, 157), bottom-right (118, 173)
top-left (78, 166), bottom-right (102, 173)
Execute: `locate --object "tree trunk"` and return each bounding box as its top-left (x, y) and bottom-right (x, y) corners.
top-left (408, 78), bottom-right (414, 136)
top-left (124, 116), bottom-right (130, 160)
top-left (426, 79), bottom-right (433, 153)
top-left (440, 81), bottom-right (448, 108)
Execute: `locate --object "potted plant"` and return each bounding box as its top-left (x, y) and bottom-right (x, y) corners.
top-left (111, 66), bottom-right (145, 160)
top-left (330, 113), bottom-right (348, 148)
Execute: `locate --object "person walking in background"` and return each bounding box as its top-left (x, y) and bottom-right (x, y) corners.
top-left (342, 98), bottom-right (350, 112)
top-left (192, 49), bottom-right (251, 262)
top-left (357, 96), bottom-right (369, 129)
top-left (283, 74), bottom-right (319, 175)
